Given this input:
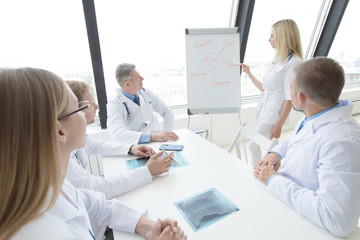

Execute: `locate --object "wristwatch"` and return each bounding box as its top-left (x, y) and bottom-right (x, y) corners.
top-left (128, 145), bottom-right (134, 155)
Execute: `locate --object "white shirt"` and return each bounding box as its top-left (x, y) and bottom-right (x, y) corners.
top-left (12, 179), bottom-right (146, 240)
top-left (107, 88), bottom-right (174, 144)
top-left (257, 55), bottom-right (302, 124)
top-left (66, 135), bottom-right (152, 199)
top-left (268, 100), bottom-right (360, 238)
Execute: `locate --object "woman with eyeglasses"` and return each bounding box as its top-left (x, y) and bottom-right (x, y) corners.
top-left (0, 68), bottom-right (186, 240)
top-left (66, 80), bottom-right (175, 239)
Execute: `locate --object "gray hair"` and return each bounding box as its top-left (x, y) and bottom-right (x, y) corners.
top-left (115, 63), bottom-right (136, 87)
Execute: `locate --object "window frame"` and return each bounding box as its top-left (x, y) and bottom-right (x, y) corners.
top-left (83, 0), bottom-right (349, 129)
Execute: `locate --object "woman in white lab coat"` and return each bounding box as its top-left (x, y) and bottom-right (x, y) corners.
top-left (66, 81), bottom-right (173, 200)
top-left (0, 68), bottom-right (186, 240)
top-left (67, 80), bottom-right (175, 239)
top-left (107, 63), bottom-right (179, 145)
top-left (241, 19), bottom-right (303, 165)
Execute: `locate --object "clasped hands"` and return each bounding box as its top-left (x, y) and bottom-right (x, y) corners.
top-left (137, 217), bottom-right (187, 240)
top-left (253, 153), bottom-right (281, 184)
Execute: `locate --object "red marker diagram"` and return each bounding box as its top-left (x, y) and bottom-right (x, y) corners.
top-left (190, 38), bottom-right (240, 86)
top-left (186, 29), bottom-right (241, 113)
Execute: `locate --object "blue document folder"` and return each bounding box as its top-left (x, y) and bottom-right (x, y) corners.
top-left (126, 151), bottom-right (189, 170)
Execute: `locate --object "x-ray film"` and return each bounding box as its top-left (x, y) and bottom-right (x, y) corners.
top-left (174, 188), bottom-right (239, 232)
top-left (126, 151), bottom-right (189, 170)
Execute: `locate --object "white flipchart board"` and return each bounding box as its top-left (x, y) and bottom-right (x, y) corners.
top-left (186, 27), bottom-right (241, 115)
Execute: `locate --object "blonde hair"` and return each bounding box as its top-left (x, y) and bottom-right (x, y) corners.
top-left (272, 19), bottom-right (303, 62)
top-left (66, 80), bottom-right (91, 101)
top-left (0, 68), bottom-right (68, 239)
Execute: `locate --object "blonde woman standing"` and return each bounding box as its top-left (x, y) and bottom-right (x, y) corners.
top-left (0, 68), bottom-right (186, 240)
top-left (241, 19), bottom-right (303, 166)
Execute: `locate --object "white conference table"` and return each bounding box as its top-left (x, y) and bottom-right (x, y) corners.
top-left (102, 128), bottom-right (360, 240)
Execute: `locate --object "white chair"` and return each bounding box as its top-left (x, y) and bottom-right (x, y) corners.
top-left (228, 123), bottom-right (278, 164)
top-left (86, 155), bottom-right (105, 177)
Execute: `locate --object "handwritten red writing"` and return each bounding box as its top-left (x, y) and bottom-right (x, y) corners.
top-left (194, 39), bottom-right (213, 49)
top-left (204, 53), bottom-right (218, 64)
top-left (223, 39), bottom-right (235, 47)
top-left (191, 72), bottom-right (207, 78)
top-left (212, 81), bottom-right (231, 86)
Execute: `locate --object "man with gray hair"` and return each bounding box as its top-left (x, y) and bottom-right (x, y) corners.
top-left (253, 57), bottom-right (360, 238)
top-left (107, 63), bottom-right (179, 144)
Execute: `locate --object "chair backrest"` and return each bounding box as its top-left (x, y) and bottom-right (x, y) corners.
top-left (240, 124), bottom-right (278, 158)
top-left (228, 123), bottom-right (278, 161)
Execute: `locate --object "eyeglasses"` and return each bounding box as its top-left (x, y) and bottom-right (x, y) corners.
top-left (79, 100), bottom-right (94, 109)
top-left (58, 100), bottom-right (91, 121)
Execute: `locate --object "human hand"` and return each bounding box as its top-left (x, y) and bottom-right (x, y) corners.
top-left (157, 225), bottom-right (186, 240)
top-left (256, 153), bottom-right (281, 170)
top-left (146, 151), bottom-right (174, 176)
top-left (159, 218), bottom-right (186, 240)
top-left (253, 165), bottom-right (278, 185)
top-left (241, 63), bottom-right (251, 75)
top-left (143, 218), bottom-right (187, 240)
top-left (131, 145), bottom-right (156, 157)
top-left (159, 218), bottom-right (179, 233)
top-left (150, 131), bottom-right (179, 142)
top-left (270, 124), bottom-right (282, 139)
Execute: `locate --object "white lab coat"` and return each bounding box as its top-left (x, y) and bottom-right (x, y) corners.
top-left (66, 135), bottom-right (152, 199)
top-left (66, 135), bottom-right (152, 239)
top-left (267, 100), bottom-right (360, 238)
top-left (107, 88), bottom-right (174, 144)
top-left (257, 56), bottom-right (302, 124)
top-left (73, 135), bottom-right (131, 169)
top-left (12, 179), bottom-right (146, 240)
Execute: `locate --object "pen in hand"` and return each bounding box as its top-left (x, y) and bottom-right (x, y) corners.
top-left (164, 152), bottom-right (181, 166)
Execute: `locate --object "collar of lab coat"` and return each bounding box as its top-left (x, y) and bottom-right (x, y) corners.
top-left (311, 100), bottom-right (352, 128)
top-left (50, 179), bottom-right (84, 222)
top-left (37, 179), bottom-right (93, 238)
top-left (117, 88), bottom-right (133, 102)
top-left (116, 88), bottom-right (143, 106)
top-left (291, 100), bottom-right (353, 144)
top-left (116, 88), bottom-right (153, 125)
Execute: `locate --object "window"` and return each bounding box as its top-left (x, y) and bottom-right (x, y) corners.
top-left (242, 0), bottom-right (324, 97)
top-left (94, 0), bottom-right (233, 107)
top-left (0, 0), bottom-right (94, 89)
top-left (327, 0), bottom-right (360, 90)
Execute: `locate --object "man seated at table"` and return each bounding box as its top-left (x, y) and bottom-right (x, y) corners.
top-left (107, 63), bottom-right (179, 145)
top-left (253, 57), bottom-right (360, 238)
